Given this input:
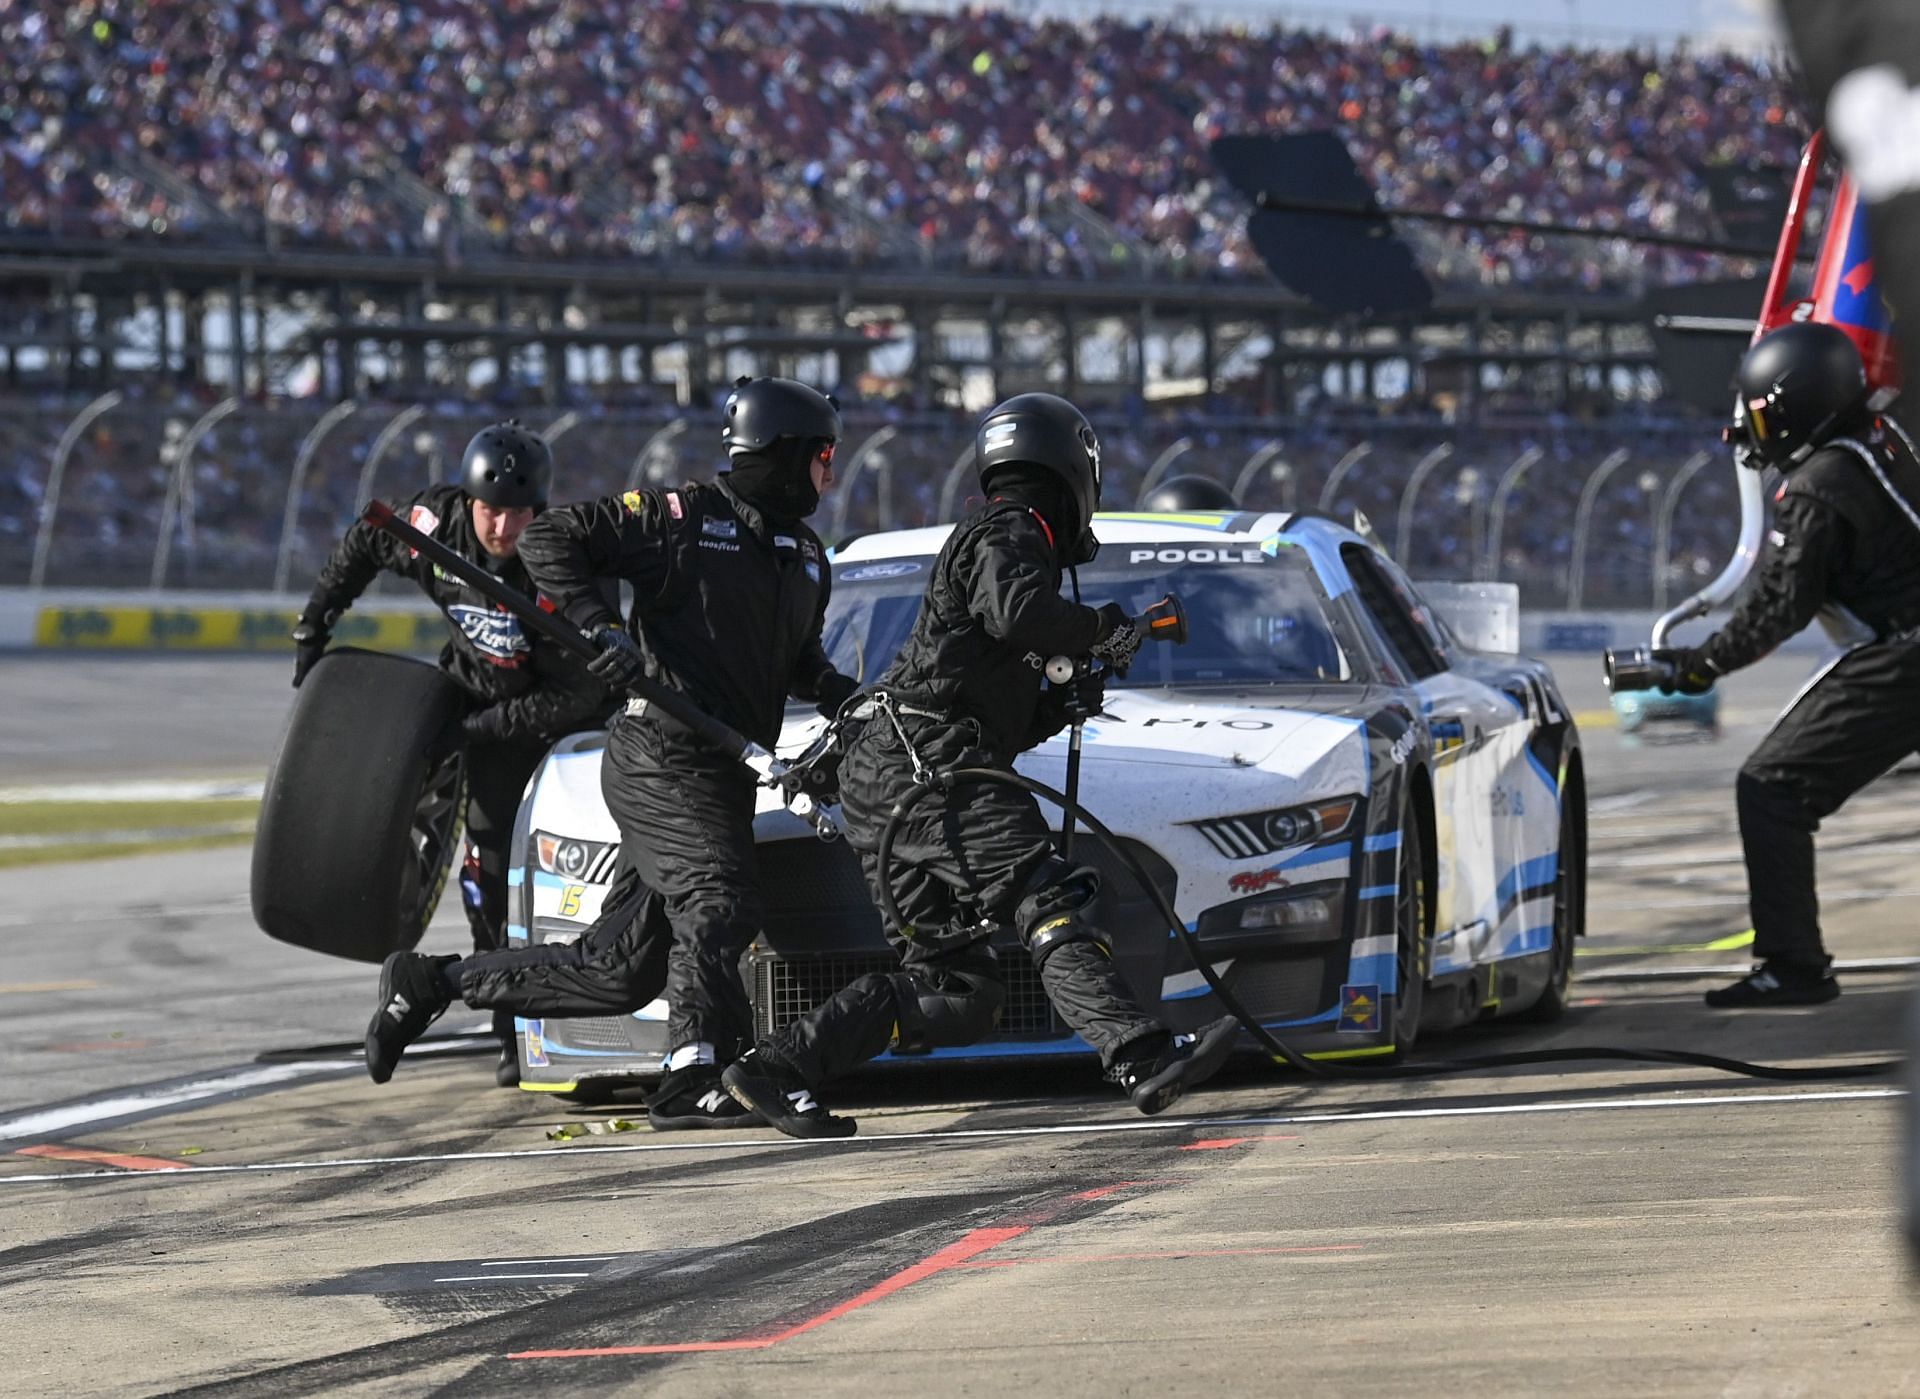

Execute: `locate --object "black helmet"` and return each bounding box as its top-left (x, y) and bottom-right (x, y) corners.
top-left (1139, 474), bottom-right (1239, 513)
top-left (460, 420), bottom-right (552, 508)
top-left (1733, 323), bottom-right (1870, 468)
top-left (976, 392), bottom-right (1103, 564)
top-left (721, 377), bottom-right (842, 459)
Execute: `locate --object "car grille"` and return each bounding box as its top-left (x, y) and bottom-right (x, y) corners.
top-left (1222, 955), bottom-right (1331, 1024)
top-left (546, 1017), bottom-right (639, 1051)
top-left (751, 950), bottom-right (1062, 1041)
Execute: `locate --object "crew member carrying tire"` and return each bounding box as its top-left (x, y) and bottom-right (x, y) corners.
top-left (722, 392), bottom-right (1238, 1139)
top-left (1654, 323), bottom-right (1920, 1008)
top-left (294, 421), bottom-right (612, 1084)
top-left (362, 378), bottom-right (860, 1131)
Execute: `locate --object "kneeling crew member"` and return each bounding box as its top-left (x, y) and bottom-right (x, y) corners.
top-left (297, 421), bottom-right (611, 1084)
top-left (724, 392), bottom-right (1238, 1138)
top-left (363, 379), bottom-right (858, 1129)
top-left (1654, 323), bottom-right (1920, 1008)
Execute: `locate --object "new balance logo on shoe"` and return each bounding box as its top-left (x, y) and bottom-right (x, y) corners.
top-left (696, 1090), bottom-right (730, 1115)
top-left (788, 1089), bottom-right (819, 1115)
top-left (385, 995), bottom-right (411, 1020)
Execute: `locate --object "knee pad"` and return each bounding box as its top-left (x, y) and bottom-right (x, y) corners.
top-left (1013, 858), bottom-right (1101, 930)
top-left (889, 959), bottom-right (1006, 1054)
top-left (1022, 911), bottom-right (1112, 972)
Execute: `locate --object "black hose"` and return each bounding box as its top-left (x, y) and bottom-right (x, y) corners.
top-left (875, 767), bottom-right (1900, 1084)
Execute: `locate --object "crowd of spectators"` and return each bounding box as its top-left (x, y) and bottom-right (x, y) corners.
top-left (0, 389), bottom-right (1738, 605)
top-left (2, 0), bottom-right (1804, 291)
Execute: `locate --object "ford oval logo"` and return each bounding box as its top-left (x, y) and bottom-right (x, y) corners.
top-left (840, 560), bottom-right (924, 581)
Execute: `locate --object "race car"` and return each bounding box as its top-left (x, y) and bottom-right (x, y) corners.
top-left (507, 509), bottom-right (1586, 1094)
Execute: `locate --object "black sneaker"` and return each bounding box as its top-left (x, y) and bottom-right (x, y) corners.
top-left (1704, 962), bottom-right (1840, 1009)
top-left (646, 1065), bottom-right (764, 1130)
top-left (493, 1009), bottom-right (520, 1088)
top-left (1111, 1016), bottom-right (1240, 1115)
top-left (365, 952), bottom-right (456, 1084)
top-left (721, 1048), bottom-right (855, 1139)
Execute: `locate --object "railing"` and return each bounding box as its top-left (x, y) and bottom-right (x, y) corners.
top-left (1, 398), bottom-right (1741, 608)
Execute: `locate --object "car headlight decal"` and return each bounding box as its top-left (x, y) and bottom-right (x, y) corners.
top-left (1190, 796), bottom-right (1358, 860)
top-left (531, 830), bottom-right (618, 883)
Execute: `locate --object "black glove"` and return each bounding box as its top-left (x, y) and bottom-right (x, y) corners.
top-left (1087, 603), bottom-right (1144, 674)
top-left (291, 620), bottom-right (329, 689)
top-left (1060, 667), bottom-right (1106, 719)
top-left (814, 669), bottom-right (859, 720)
top-left (587, 624), bottom-right (647, 691)
top-left (1653, 646), bottom-right (1718, 696)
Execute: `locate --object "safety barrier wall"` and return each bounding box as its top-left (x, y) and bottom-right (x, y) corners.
top-left (0, 589), bottom-right (1837, 657)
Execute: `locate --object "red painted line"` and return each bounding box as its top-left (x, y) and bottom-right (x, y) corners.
top-left (509, 1224), bottom-right (1027, 1359)
top-left (954, 1244), bottom-right (1364, 1270)
top-left (16, 1144), bottom-right (189, 1172)
top-left (1181, 1135), bottom-right (1301, 1150)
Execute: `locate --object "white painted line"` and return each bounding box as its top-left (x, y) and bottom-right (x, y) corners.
top-left (0, 1060), bottom-right (350, 1142)
top-left (1589, 791), bottom-right (1658, 815)
top-left (433, 1273), bottom-right (593, 1283)
top-left (1596, 887), bottom-right (1920, 912)
top-left (0, 1087), bottom-right (1900, 1186)
top-left (1594, 839), bottom-right (1920, 870)
top-left (0, 778), bottom-right (265, 803)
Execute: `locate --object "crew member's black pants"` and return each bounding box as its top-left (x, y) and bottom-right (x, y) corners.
top-left (1740, 638), bottom-right (1920, 965)
top-left (454, 715), bottom-right (761, 1061)
top-left (772, 712), bottom-right (1162, 1086)
top-left (461, 737), bottom-right (550, 953)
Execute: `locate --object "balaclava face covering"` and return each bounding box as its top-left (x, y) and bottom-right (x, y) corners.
top-left (982, 463), bottom-right (1075, 552)
top-left (725, 441), bottom-right (822, 520)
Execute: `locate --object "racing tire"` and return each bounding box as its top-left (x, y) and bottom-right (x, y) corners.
top-left (1388, 806), bottom-right (1430, 1057)
top-left (252, 648), bottom-right (467, 964)
top-left (1517, 765), bottom-right (1586, 1023)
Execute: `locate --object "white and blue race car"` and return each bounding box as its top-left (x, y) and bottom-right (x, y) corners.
top-left (507, 509), bottom-right (1587, 1094)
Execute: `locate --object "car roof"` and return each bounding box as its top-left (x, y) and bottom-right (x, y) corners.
top-left (833, 510), bottom-right (1370, 561)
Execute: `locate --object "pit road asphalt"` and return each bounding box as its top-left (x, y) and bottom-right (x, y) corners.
top-left (0, 652), bottom-right (1915, 1396)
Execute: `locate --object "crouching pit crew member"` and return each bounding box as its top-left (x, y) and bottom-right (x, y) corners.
top-left (1653, 323), bottom-right (1920, 1008)
top-left (297, 420), bottom-right (612, 1085)
top-left (723, 392), bottom-right (1238, 1139)
top-left (361, 378), bottom-right (859, 1129)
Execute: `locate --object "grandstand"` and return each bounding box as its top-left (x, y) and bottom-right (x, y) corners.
top-left (0, 1), bottom-right (1796, 606)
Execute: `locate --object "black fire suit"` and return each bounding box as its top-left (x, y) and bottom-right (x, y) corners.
top-left (452, 478), bottom-right (842, 1063)
top-left (1701, 419), bottom-right (1920, 967)
top-left (302, 484), bottom-right (612, 951)
top-left (766, 496), bottom-right (1165, 1086)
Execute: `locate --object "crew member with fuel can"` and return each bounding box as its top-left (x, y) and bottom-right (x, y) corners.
top-left (1653, 323), bottom-right (1920, 1007)
top-left (722, 393), bottom-right (1238, 1138)
top-left (361, 379), bottom-right (858, 1129)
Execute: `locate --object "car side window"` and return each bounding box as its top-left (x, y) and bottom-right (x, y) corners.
top-left (1340, 544), bottom-right (1448, 681)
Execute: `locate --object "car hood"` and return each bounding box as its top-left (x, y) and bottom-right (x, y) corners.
top-left (1037, 684), bottom-right (1381, 772)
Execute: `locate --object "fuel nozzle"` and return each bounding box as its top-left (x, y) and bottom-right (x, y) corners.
top-left (1602, 646), bottom-right (1675, 694)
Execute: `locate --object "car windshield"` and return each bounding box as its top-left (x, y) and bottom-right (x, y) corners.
top-left (821, 541), bottom-right (1350, 687)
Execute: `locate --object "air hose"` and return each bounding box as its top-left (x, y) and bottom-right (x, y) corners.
top-left (875, 768), bottom-right (1900, 1084)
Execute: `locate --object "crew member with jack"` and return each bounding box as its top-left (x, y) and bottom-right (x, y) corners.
top-left (295, 421), bottom-right (611, 1086)
top-left (361, 379), bottom-right (859, 1128)
top-left (1643, 323), bottom-right (1920, 1008)
top-left (722, 393), bottom-right (1238, 1138)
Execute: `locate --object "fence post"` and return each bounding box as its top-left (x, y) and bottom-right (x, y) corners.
top-left (149, 397), bottom-right (241, 590)
top-left (627, 418), bottom-right (688, 490)
top-left (353, 405), bottom-right (429, 511)
top-left (1316, 441), bottom-right (1372, 513)
top-left (1483, 445), bottom-right (1543, 581)
top-left (29, 389), bottom-right (123, 588)
top-left (1653, 449), bottom-right (1714, 613)
top-left (936, 444), bottom-right (977, 523)
top-left (1136, 437), bottom-right (1194, 501)
top-left (1231, 439), bottom-right (1291, 508)
top-left (272, 401), bottom-right (361, 593)
top-left (1392, 443), bottom-right (1454, 569)
top-left (829, 425), bottom-right (899, 539)
top-left (1566, 447), bottom-right (1633, 610)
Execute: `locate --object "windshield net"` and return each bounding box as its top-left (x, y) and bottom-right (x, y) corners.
top-left (821, 543), bottom-right (1349, 687)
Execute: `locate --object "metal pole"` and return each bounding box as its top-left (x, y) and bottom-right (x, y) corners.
top-left (543, 409), bottom-right (583, 444)
top-left (829, 424), bottom-right (899, 540)
top-left (1653, 449), bottom-right (1714, 614)
top-left (150, 397), bottom-right (241, 590)
top-left (273, 400), bottom-right (361, 593)
top-left (1565, 447), bottom-right (1632, 611)
top-left (1483, 445), bottom-right (1543, 582)
top-left (1231, 439), bottom-right (1289, 508)
top-left (1315, 441), bottom-right (1372, 513)
top-left (1392, 443), bottom-right (1454, 570)
top-left (1136, 436), bottom-right (1194, 500)
top-left (626, 418), bottom-right (689, 490)
top-left (29, 389), bottom-right (123, 588)
top-left (935, 443), bottom-right (977, 522)
top-left (353, 404), bottom-right (429, 511)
